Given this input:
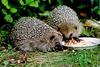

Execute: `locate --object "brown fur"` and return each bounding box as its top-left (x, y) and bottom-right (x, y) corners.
top-left (46, 5), bottom-right (82, 38)
top-left (10, 17), bottom-right (63, 52)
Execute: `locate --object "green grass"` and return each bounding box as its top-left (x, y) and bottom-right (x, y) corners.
top-left (0, 47), bottom-right (100, 67)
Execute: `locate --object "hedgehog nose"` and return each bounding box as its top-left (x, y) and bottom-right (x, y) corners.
top-left (69, 33), bottom-right (73, 38)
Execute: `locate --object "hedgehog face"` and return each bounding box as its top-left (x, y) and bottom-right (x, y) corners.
top-left (57, 22), bottom-right (82, 39)
top-left (46, 31), bottom-right (63, 51)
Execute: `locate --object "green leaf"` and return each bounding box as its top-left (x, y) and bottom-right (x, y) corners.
top-left (1, 9), bottom-right (7, 14)
top-left (39, 4), bottom-right (45, 11)
top-left (19, 0), bottom-right (26, 5)
top-left (97, 9), bottom-right (100, 15)
top-left (1, 0), bottom-right (8, 6)
top-left (25, 0), bottom-right (33, 5)
top-left (48, 0), bottom-right (51, 4)
top-left (81, 28), bottom-right (90, 36)
top-left (25, 0), bottom-right (39, 7)
top-left (10, 8), bottom-right (17, 13)
top-left (3, 60), bottom-right (9, 65)
top-left (0, 30), bottom-right (8, 44)
top-left (39, 11), bottom-right (50, 17)
top-left (92, 6), bottom-right (98, 12)
top-left (0, 30), bottom-right (8, 37)
top-left (4, 14), bottom-right (13, 23)
top-left (94, 0), bottom-right (99, 6)
top-left (1, 0), bottom-right (11, 9)
top-left (7, 44), bottom-right (13, 50)
top-left (77, 4), bottom-right (87, 9)
top-left (30, 1), bottom-right (39, 7)
top-left (57, 0), bottom-right (63, 5)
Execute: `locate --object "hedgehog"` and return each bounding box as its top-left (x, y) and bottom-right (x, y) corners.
top-left (46, 5), bottom-right (82, 39)
top-left (10, 17), bottom-right (63, 52)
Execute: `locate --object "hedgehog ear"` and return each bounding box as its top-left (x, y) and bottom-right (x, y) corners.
top-left (50, 35), bottom-right (55, 41)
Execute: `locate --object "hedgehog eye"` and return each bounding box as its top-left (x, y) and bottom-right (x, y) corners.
top-left (74, 26), bottom-right (77, 30)
top-left (50, 35), bottom-right (55, 40)
top-left (57, 28), bottom-right (60, 31)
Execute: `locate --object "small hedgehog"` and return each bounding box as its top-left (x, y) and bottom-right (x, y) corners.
top-left (10, 17), bottom-right (63, 52)
top-left (46, 5), bottom-right (82, 39)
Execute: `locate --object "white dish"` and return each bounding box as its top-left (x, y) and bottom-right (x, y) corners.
top-left (62, 37), bottom-right (100, 49)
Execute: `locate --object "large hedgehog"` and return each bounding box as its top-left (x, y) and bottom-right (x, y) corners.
top-left (10, 17), bottom-right (63, 52)
top-left (46, 5), bottom-right (82, 39)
